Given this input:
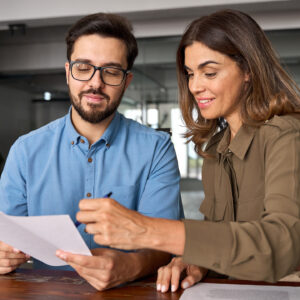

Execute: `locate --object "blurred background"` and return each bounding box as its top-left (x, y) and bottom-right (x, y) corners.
top-left (0, 0), bottom-right (299, 219)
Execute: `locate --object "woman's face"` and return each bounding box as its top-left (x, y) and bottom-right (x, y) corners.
top-left (184, 41), bottom-right (248, 128)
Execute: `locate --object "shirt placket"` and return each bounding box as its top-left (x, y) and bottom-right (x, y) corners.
top-left (222, 150), bottom-right (239, 221)
top-left (85, 147), bottom-right (95, 199)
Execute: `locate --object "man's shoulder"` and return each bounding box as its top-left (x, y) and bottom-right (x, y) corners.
top-left (119, 114), bottom-right (171, 141)
top-left (16, 115), bottom-right (67, 146)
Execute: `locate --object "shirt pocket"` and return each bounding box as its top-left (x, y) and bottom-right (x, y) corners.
top-left (103, 185), bottom-right (137, 210)
top-left (200, 196), bottom-right (226, 221)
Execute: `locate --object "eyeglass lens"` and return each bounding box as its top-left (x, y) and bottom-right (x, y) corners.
top-left (71, 62), bottom-right (125, 86)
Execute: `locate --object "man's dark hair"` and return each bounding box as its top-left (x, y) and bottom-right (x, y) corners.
top-left (66, 13), bottom-right (138, 70)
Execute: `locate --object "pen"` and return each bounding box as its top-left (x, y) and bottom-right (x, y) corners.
top-left (74, 192), bottom-right (112, 228)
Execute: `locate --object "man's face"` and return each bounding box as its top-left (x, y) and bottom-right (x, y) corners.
top-left (65, 34), bottom-right (133, 124)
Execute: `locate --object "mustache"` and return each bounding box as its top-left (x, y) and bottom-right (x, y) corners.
top-left (79, 89), bottom-right (110, 101)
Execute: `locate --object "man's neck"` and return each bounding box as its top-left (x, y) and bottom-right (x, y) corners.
top-left (71, 107), bottom-right (115, 146)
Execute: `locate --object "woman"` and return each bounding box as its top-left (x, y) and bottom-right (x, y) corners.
top-left (74, 10), bottom-right (300, 293)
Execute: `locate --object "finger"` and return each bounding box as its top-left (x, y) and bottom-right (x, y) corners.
top-left (0, 251), bottom-right (29, 259)
top-left (0, 241), bottom-right (20, 253)
top-left (170, 266), bottom-right (182, 292)
top-left (0, 257), bottom-right (28, 268)
top-left (56, 250), bottom-right (108, 269)
top-left (72, 267), bottom-right (107, 291)
top-left (156, 266), bottom-right (163, 291)
top-left (66, 258), bottom-right (112, 289)
top-left (181, 266), bottom-right (205, 289)
top-left (159, 266), bottom-right (172, 293)
top-left (0, 266), bottom-right (18, 274)
top-left (79, 198), bottom-right (117, 211)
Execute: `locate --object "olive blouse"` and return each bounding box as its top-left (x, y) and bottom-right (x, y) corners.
top-left (183, 114), bottom-right (300, 282)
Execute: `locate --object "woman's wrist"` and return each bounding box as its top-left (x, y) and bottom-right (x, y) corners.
top-left (140, 217), bottom-right (185, 255)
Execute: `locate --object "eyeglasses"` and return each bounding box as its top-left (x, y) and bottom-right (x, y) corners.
top-left (69, 61), bottom-right (129, 86)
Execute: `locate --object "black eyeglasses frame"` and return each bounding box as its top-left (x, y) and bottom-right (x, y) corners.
top-left (69, 61), bottom-right (130, 86)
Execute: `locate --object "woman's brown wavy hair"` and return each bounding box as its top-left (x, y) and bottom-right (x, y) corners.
top-left (177, 10), bottom-right (300, 158)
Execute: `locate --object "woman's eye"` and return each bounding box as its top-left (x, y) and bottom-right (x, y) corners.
top-left (186, 73), bottom-right (194, 79)
top-left (205, 72), bottom-right (217, 78)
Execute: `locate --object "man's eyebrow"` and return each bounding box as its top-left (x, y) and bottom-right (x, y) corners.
top-left (185, 60), bottom-right (220, 71)
top-left (72, 59), bottom-right (124, 69)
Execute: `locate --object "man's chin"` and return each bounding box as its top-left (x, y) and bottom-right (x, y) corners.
top-left (77, 108), bottom-right (115, 124)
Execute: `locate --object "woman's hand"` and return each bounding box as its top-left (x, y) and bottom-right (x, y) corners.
top-left (77, 197), bottom-right (185, 254)
top-left (77, 197), bottom-right (150, 250)
top-left (156, 256), bottom-right (207, 293)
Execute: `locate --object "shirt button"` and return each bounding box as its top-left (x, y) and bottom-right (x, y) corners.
top-left (71, 141), bottom-right (74, 145)
top-left (88, 158), bottom-right (93, 163)
top-left (80, 139), bottom-right (85, 144)
top-left (86, 192), bottom-right (91, 197)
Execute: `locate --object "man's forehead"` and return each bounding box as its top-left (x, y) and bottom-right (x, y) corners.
top-left (71, 34), bottom-right (128, 67)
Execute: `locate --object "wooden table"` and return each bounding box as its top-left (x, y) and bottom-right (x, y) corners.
top-left (0, 269), bottom-right (299, 299)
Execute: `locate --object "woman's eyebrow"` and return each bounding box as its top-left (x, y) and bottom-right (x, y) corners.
top-left (185, 60), bottom-right (220, 71)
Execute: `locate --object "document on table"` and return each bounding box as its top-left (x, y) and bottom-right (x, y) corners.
top-left (180, 282), bottom-right (300, 300)
top-left (0, 212), bottom-right (91, 266)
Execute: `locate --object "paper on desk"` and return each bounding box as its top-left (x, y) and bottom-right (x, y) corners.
top-left (180, 283), bottom-right (300, 300)
top-left (0, 212), bottom-right (91, 266)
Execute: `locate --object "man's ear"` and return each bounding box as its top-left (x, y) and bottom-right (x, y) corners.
top-left (65, 62), bottom-right (70, 85)
top-left (124, 72), bottom-right (133, 90)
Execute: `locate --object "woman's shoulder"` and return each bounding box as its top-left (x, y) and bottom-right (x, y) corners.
top-left (262, 114), bottom-right (300, 133)
top-left (257, 114), bottom-right (300, 146)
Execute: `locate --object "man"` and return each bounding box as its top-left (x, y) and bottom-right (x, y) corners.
top-left (0, 13), bottom-right (183, 290)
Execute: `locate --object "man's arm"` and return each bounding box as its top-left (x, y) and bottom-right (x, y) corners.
top-left (0, 141), bottom-right (30, 272)
top-left (56, 247), bottom-right (171, 290)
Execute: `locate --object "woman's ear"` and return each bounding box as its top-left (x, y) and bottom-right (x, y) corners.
top-left (244, 72), bottom-right (250, 83)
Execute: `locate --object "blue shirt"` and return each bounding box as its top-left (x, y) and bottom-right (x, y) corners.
top-left (0, 110), bottom-right (183, 269)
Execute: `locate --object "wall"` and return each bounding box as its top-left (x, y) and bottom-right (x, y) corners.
top-left (0, 85), bottom-right (32, 159)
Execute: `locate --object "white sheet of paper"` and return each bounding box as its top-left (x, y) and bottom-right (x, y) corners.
top-left (180, 283), bottom-right (300, 300)
top-left (0, 212), bottom-right (91, 266)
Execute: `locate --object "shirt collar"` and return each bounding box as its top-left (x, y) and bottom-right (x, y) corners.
top-left (217, 124), bottom-right (256, 160)
top-left (99, 111), bottom-right (121, 147)
top-left (65, 107), bottom-right (121, 148)
top-left (65, 107), bottom-right (81, 145)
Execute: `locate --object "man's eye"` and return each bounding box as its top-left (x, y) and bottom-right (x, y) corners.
top-left (105, 69), bottom-right (122, 76)
top-left (76, 64), bottom-right (92, 71)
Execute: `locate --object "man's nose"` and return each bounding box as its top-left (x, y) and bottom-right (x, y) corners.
top-left (88, 69), bottom-right (105, 89)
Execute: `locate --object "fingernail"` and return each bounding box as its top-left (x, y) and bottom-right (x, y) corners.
top-left (182, 282), bottom-right (190, 289)
top-left (161, 285), bottom-right (167, 293)
top-left (156, 284), bottom-right (161, 291)
top-left (171, 285), bottom-right (176, 292)
top-left (56, 251), bottom-right (67, 260)
top-left (13, 248), bottom-right (20, 253)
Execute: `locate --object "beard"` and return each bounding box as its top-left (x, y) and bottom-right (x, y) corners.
top-left (69, 87), bottom-right (124, 124)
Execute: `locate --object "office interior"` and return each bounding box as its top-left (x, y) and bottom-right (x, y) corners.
top-left (0, 0), bottom-right (299, 220)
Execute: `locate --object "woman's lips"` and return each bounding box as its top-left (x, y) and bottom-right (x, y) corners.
top-left (197, 98), bottom-right (215, 109)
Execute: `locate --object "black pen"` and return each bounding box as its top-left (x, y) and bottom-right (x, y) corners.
top-left (74, 192), bottom-right (112, 228)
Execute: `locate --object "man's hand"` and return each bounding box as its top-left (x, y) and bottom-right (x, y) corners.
top-left (156, 256), bottom-right (207, 293)
top-left (0, 241), bottom-right (30, 274)
top-left (56, 248), bottom-right (145, 290)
